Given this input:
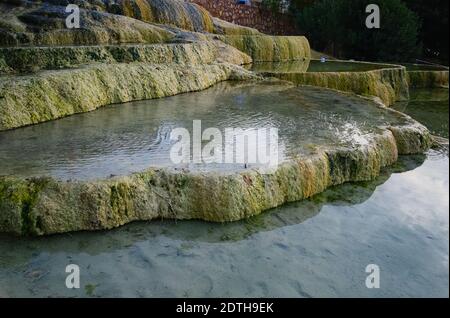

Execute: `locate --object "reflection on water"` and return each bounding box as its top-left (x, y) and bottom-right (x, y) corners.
top-left (392, 88), bottom-right (449, 138)
top-left (0, 82), bottom-right (407, 180)
top-left (0, 87), bottom-right (447, 298)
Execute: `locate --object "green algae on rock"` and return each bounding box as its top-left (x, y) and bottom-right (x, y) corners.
top-left (256, 60), bottom-right (410, 106)
top-left (407, 70), bottom-right (449, 88)
top-left (212, 18), bottom-right (262, 36)
top-left (120, 0), bottom-right (214, 33)
top-left (0, 0), bottom-right (262, 47)
top-left (0, 0), bottom-right (435, 236)
top-left (0, 0), bottom-right (312, 131)
top-left (0, 1), bottom-right (175, 46)
top-left (0, 41), bottom-right (241, 74)
top-left (95, 0), bottom-right (216, 33)
top-left (218, 35), bottom-right (311, 62)
top-left (398, 64), bottom-right (449, 89)
top-left (0, 82), bottom-right (408, 180)
top-left (0, 62), bottom-right (258, 131)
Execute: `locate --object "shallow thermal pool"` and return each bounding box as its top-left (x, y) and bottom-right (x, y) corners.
top-left (0, 82), bottom-right (408, 181)
top-left (248, 60), bottom-right (394, 74)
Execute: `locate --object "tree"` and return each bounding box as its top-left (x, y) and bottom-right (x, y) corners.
top-left (293, 0), bottom-right (422, 62)
top-left (261, 0), bottom-right (283, 12)
top-left (404, 0), bottom-right (449, 64)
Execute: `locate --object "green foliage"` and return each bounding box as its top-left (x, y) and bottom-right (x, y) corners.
top-left (293, 0), bottom-right (422, 62)
top-left (289, 0), bottom-right (318, 11)
top-left (404, 0), bottom-right (449, 64)
top-left (261, 0), bottom-right (284, 12)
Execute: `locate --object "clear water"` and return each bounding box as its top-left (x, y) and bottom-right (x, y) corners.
top-left (0, 82), bottom-right (407, 181)
top-left (0, 87), bottom-right (447, 298)
top-left (248, 60), bottom-right (393, 74)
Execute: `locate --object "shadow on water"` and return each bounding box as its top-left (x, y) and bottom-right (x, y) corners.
top-left (0, 153), bottom-right (426, 266)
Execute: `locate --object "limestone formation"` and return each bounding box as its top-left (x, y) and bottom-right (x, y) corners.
top-left (218, 34), bottom-right (311, 62)
top-left (258, 61), bottom-right (410, 106)
top-left (1, 62), bottom-right (255, 131)
top-left (0, 42), bottom-right (218, 74)
top-left (0, 1), bottom-right (175, 46)
top-left (408, 70), bottom-right (449, 88)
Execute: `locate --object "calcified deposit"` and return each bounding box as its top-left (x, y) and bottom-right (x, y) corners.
top-left (406, 64), bottom-right (449, 88)
top-left (253, 60), bottom-right (410, 106)
top-left (0, 0), bottom-right (435, 235)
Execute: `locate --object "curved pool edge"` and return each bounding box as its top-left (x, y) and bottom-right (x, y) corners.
top-left (407, 70), bottom-right (449, 88)
top-left (0, 116), bottom-right (433, 236)
top-left (0, 61), bottom-right (261, 132)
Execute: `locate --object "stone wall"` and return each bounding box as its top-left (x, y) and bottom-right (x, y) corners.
top-left (189, 0), bottom-right (298, 35)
